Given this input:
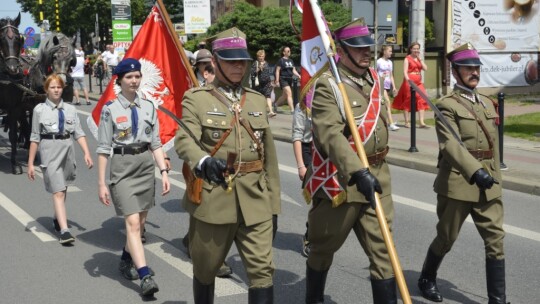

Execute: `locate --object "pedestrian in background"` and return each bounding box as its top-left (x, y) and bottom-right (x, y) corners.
top-left (27, 74), bottom-right (93, 245)
top-left (392, 41), bottom-right (430, 128)
top-left (194, 49), bottom-right (213, 85)
top-left (71, 46), bottom-right (91, 105)
top-left (377, 45), bottom-right (399, 131)
top-left (251, 49), bottom-right (276, 117)
top-left (304, 19), bottom-right (397, 303)
top-left (96, 58), bottom-right (170, 297)
top-left (417, 43), bottom-right (507, 304)
top-left (274, 46), bottom-right (301, 114)
top-left (175, 27), bottom-right (280, 303)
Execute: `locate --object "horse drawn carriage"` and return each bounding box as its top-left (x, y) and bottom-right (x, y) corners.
top-left (0, 13), bottom-right (76, 174)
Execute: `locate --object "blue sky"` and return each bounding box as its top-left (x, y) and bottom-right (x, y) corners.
top-left (2, 0), bottom-right (40, 33)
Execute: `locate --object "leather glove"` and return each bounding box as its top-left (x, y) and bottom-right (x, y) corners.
top-left (472, 168), bottom-right (499, 190)
top-left (347, 168), bottom-right (382, 209)
top-left (200, 157), bottom-right (227, 188)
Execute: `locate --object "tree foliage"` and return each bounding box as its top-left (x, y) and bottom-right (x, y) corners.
top-left (186, 1), bottom-right (351, 63)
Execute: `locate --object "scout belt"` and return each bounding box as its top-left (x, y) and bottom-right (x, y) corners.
top-left (113, 144), bottom-right (149, 155)
top-left (41, 133), bottom-right (70, 140)
top-left (468, 149), bottom-right (493, 160)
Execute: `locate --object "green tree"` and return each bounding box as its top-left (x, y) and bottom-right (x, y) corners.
top-left (187, 1), bottom-right (351, 63)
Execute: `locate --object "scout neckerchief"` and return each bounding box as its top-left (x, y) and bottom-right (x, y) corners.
top-left (303, 67), bottom-right (381, 207)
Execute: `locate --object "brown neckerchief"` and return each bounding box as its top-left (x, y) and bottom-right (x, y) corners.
top-left (208, 89), bottom-right (263, 159)
top-left (451, 95), bottom-right (494, 151)
top-left (338, 71), bottom-right (388, 128)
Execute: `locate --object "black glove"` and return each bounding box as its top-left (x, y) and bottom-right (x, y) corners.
top-left (199, 157), bottom-right (227, 187)
top-left (347, 168), bottom-right (382, 209)
top-left (472, 168), bottom-right (499, 190)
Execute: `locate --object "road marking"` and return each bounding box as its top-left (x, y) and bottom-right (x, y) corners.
top-left (393, 194), bottom-right (540, 242)
top-left (0, 192), bottom-right (56, 242)
top-left (145, 241), bottom-right (247, 297)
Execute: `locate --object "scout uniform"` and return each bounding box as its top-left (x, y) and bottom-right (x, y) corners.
top-left (303, 19), bottom-right (397, 303)
top-left (30, 99), bottom-right (85, 193)
top-left (174, 28), bottom-right (280, 303)
top-left (418, 43), bottom-right (507, 304)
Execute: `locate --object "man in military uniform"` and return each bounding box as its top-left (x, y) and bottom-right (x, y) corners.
top-left (304, 19), bottom-right (397, 303)
top-left (175, 27), bottom-right (280, 303)
top-left (417, 43), bottom-right (507, 304)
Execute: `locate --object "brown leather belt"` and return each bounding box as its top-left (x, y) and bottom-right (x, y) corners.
top-left (41, 133), bottom-right (70, 140)
top-left (468, 149), bottom-right (493, 160)
top-left (367, 146), bottom-right (389, 166)
top-left (113, 144), bottom-right (149, 155)
top-left (233, 160), bottom-right (263, 174)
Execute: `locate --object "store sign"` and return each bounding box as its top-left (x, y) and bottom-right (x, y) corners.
top-left (184, 0), bottom-right (211, 34)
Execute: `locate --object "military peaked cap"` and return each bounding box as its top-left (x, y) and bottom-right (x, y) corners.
top-left (447, 43), bottom-right (482, 66)
top-left (207, 27), bottom-right (252, 61)
top-left (334, 18), bottom-right (375, 47)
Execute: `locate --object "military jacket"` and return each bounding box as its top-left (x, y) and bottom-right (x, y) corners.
top-left (30, 99), bottom-right (85, 142)
top-left (174, 82), bottom-right (281, 226)
top-left (433, 86), bottom-right (502, 202)
top-left (96, 93), bottom-right (161, 155)
top-left (309, 65), bottom-right (392, 203)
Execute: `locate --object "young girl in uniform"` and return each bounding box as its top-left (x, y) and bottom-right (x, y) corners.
top-left (96, 58), bottom-right (170, 297)
top-left (27, 74), bottom-right (94, 245)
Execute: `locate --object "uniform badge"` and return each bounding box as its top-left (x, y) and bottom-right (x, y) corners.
top-left (116, 127), bottom-right (132, 140)
top-left (248, 111), bottom-right (263, 117)
top-left (145, 126), bottom-right (152, 135)
top-left (101, 111), bottom-right (110, 122)
top-left (212, 131), bottom-right (221, 139)
top-left (116, 116), bottom-right (128, 123)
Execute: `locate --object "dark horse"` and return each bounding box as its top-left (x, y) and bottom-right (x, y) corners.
top-left (0, 13), bottom-right (29, 174)
top-left (28, 32), bottom-right (76, 100)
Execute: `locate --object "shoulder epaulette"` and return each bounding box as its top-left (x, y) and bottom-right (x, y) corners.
top-left (244, 87), bottom-right (261, 94)
top-left (190, 85), bottom-right (213, 93)
top-left (478, 93), bottom-right (497, 105)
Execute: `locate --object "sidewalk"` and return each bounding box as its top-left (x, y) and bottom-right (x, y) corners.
top-left (81, 75), bottom-right (540, 196)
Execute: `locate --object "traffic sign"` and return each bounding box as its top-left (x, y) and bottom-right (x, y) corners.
top-left (24, 27), bottom-right (35, 37)
top-left (24, 37), bottom-right (35, 48)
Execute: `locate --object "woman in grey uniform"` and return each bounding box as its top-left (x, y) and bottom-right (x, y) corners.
top-left (27, 74), bottom-right (94, 245)
top-left (96, 58), bottom-right (170, 297)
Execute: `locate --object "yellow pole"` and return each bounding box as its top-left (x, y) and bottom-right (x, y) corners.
top-left (55, 0), bottom-right (60, 31)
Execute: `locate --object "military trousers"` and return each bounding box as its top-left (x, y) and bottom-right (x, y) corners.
top-left (189, 214), bottom-right (274, 288)
top-left (429, 193), bottom-right (505, 260)
top-left (307, 194), bottom-right (395, 280)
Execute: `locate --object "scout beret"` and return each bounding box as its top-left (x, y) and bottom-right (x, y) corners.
top-left (334, 18), bottom-right (375, 47)
top-left (207, 27), bottom-right (252, 61)
top-left (447, 43), bottom-right (482, 66)
top-left (113, 58), bottom-right (141, 75)
top-left (196, 49), bottom-right (213, 63)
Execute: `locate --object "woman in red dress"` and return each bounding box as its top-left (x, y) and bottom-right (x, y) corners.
top-left (393, 42), bottom-right (430, 128)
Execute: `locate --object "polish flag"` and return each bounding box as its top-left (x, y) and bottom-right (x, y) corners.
top-left (88, 5), bottom-right (194, 151)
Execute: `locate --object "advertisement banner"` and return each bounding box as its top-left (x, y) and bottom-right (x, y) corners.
top-left (112, 20), bottom-right (132, 42)
top-left (184, 0), bottom-right (211, 34)
top-left (111, 0), bottom-right (132, 48)
top-left (449, 0), bottom-right (540, 87)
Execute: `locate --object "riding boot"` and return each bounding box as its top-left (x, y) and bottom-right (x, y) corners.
top-left (193, 276), bottom-right (214, 304)
top-left (371, 277), bottom-right (397, 304)
top-left (305, 263), bottom-right (328, 304)
top-left (486, 258), bottom-right (509, 304)
top-left (248, 285), bottom-right (273, 304)
top-left (418, 249), bottom-right (444, 302)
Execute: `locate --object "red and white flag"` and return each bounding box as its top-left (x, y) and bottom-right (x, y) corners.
top-left (292, 0), bottom-right (332, 108)
top-left (88, 5), bottom-right (194, 151)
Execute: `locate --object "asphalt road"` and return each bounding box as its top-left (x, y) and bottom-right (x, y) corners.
top-left (1, 107), bottom-right (539, 304)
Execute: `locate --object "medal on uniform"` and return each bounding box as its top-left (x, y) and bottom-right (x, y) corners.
top-left (116, 127), bottom-right (132, 140)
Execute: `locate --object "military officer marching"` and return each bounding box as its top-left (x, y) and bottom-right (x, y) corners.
top-left (417, 43), bottom-right (508, 304)
top-left (303, 19), bottom-right (398, 303)
top-left (174, 27), bottom-right (281, 303)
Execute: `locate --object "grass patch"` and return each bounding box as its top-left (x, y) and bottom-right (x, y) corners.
top-left (423, 113), bottom-right (540, 142)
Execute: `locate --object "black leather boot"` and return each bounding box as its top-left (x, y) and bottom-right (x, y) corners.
top-left (486, 258), bottom-right (509, 304)
top-left (418, 249), bottom-right (444, 302)
top-left (305, 264), bottom-right (328, 304)
top-left (194, 276), bottom-right (214, 304)
top-left (248, 285), bottom-right (274, 304)
top-left (371, 277), bottom-right (397, 304)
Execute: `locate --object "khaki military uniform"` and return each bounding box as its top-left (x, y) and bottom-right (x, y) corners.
top-left (429, 86), bottom-right (504, 260)
top-left (174, 81), bottom-right (281, 287)
top-left (307, 65), bottom-right (395, 280)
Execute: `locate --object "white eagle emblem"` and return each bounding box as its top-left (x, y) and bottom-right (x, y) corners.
top-left (113, 58), bottom-right (169, 108)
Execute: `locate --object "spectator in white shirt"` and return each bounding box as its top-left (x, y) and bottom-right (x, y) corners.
top-left (70, 46), bottom-right (90, 105)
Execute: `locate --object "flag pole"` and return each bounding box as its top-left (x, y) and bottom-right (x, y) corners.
top-left (155, 0), bottom-right (199, 87)
top-left (309, 0), bottom-right (411, 302)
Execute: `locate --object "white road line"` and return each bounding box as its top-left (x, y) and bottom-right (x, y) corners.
top-left (145, 242), bottom-right (247, 297)
top-left (393, 194), bottom-right (540, 242)
top-left (0, 192), bottom-right (56, 242)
